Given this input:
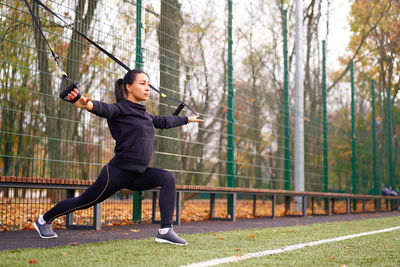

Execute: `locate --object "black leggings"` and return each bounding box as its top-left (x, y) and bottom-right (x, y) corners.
top-left (43, 162), bottom-right (176, 228)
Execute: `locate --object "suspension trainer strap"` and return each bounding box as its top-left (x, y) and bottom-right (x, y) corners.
top-left (23, 0), bottom-right (81, 103)
top-left (29, 0), bottom-right (197, 116)
top-left (33, 0), bottom-right (131, 72)
top-left (23, 0), bottom-right (65, 75)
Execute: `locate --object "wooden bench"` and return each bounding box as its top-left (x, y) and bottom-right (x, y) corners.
top-left (0, 176), bottom-right (101, 230)
top-left (1, 176), bottom-right (399, 230)
top-left (172, 185), bottom-right (400, 222)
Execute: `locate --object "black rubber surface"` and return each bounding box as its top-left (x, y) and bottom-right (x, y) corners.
top-left (1, 211), bottom-right (399, 251)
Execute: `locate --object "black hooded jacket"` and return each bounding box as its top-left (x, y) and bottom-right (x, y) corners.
top-left (89, 100), bottom-right (188, 173)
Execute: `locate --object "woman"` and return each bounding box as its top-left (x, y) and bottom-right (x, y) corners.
top-left (34, 69), bottom-right (202, 245)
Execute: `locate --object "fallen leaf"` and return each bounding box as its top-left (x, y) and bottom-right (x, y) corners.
top-left (130, 229), bottom-right (140, 232)
top-left (61, 252), bottom-right (68, 256)
top-left (248, 234), bottom-right (255, 238)
top-left (339, 264), bottom-right (347, 267)
top-left (343, 246), bottom-right (349, 249)
top-left (330, 256), bottom-right (336, 260)
top-left (122, 233), bottom-right (129, 235)
top-left (29, 259), bottom-right (37, 264)
top-left (217, 237), bottom-right (225, 240)
top-left (384, 246), bottom-right (389, 249)
top-left (235, 249), bottom-right (241, 251)
top-left (212, 233), bottom-right (217, 236)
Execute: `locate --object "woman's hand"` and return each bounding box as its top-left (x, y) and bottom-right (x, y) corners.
top-left (68, 89), bottom-right (93, 110)
top-left (188, 115), bottom-right (203, 123)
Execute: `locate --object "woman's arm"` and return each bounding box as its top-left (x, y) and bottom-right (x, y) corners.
top-left (67, 89), bottom-right (121, 119)
top-left (150, 114), bottom-right (203, 129)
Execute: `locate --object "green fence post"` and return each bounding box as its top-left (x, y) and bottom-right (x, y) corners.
top-left (350, 61), bottom-right (357, 210)
top-left (227, 0), bottom-right (235, 217)
top-left (283, 9), bottom-right (290, 190)
top-left (371, 79), bottom-right (378, 195)
top-left (322, 40), bottom-right (328, 193)
top-left (133, 0), bottom-right (143, 223)
top-left (283, 9), bottom-right (291, 212)
top-left (322, 40), bottom-right (329, 211)
top-left (136, 0), bottom-right (143, 69)
top-left (387, 85), bottom-right (393, 189)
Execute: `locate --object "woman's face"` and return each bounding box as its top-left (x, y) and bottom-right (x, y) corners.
top-left (126, 73), bottom-right (150, 103)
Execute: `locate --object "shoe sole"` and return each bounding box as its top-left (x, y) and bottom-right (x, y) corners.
top-left (155, 237), bottom-right (187, 245)
top-left (34, 222), bottom-right (58, 239)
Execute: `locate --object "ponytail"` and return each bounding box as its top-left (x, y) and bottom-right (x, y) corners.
top-left (115, 78), bottom-right (126, 102)
top-left (114, 69), bottom-right (149, 102)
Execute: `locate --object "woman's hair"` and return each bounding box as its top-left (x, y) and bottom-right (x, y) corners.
top-left (114, 69), bottom-right (149, 102)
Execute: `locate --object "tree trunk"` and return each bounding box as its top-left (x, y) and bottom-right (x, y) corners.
top-left (32, 2), bottom-right (56, 178)
top-left (156, 0), bottom-right (183, 180)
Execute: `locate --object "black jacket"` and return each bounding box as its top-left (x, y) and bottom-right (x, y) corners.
top-left (90, 100), bottom-right (188, 173)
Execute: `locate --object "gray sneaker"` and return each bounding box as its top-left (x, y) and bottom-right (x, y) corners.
top-left (155, 228), bottom-right (187, 245)
top-left (34, 218), bottom-right (58, 239)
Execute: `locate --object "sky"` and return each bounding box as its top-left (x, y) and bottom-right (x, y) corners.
top-left (321, 0), bottom-right (352, 70)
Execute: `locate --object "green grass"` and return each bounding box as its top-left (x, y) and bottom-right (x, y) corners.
top-left (1, 216), bottom-right (400, 267)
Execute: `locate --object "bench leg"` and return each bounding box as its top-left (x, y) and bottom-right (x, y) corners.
top-left (93, 203), bottom-right (102, 230)
top-left (253, 194), bottom-right (257, 216)
top-left (311, 197), bottom-right (314, 215)
top-left (346, 198), bottom-right (350, 214)
top-left (152, 191), bottom-right (157, 223)
top-left (175, 191), bottom-right (181, 225)
top-left (327, 198), bottom-right (331, 216)
top-left (302, 196), bottom-right (307, 217)
top-left (66, 189), bottom-right (75, 228)
top-left (352, 199), bottom-right (357, 213)
top-left (272, 195), bottom-right (276, 218)
top-left (285, 196), bottom-right (290, 214)
top-left (231, 193), bottom-right (236, 222)
top-left (210, 193), bottom-right (215, 219)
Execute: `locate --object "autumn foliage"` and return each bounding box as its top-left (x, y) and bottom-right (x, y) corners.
top-left (0, 197), bottom-right (384, 231)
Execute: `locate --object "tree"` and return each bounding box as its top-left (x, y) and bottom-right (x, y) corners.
top-left (31, 0), bottom-right (98, 179)
top-left (344, 0), bottom-right (399, 189)
top-left (156, 0), bottom-right (184, 179)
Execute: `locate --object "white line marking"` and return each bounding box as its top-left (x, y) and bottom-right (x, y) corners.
top-left (181, 226), bottom-right (400, 267)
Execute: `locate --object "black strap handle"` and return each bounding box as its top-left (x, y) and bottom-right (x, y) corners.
top-left (173, 102), bottom-right (185, 116)
top-left (59, 79), bottom-right (81, 103)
